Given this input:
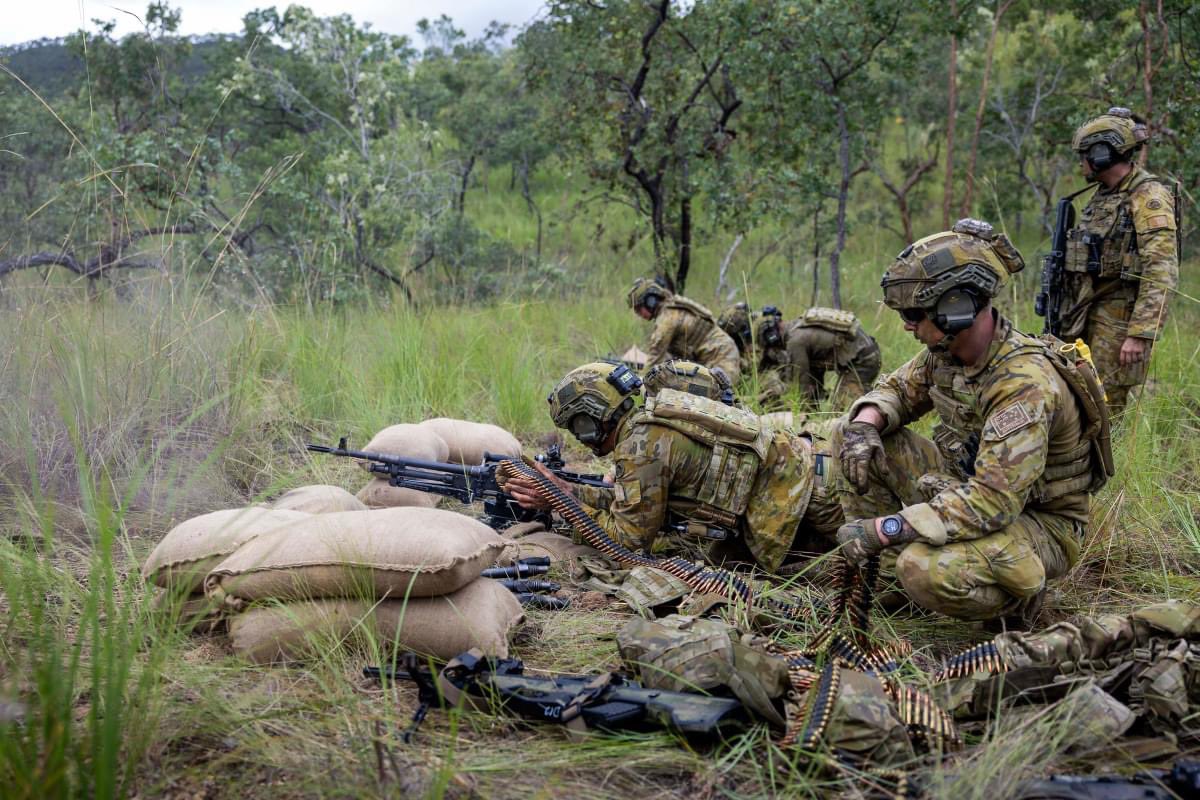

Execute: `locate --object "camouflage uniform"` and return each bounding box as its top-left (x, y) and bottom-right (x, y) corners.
top-left (1059, 165), bottom-right (1178, 415)
top-left (837, 313), bottom-right (1099, 621)
top-left (572, 389), bottom-right (842, 572)
top-left (644, 296), bottom-right (742, 384)
top-left (772, 308), bottom-right (882, 409)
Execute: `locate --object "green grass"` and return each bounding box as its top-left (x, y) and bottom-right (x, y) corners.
top-left (0, 159), bottom-right (1198, 796)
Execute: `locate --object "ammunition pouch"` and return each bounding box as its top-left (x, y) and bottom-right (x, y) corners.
top-left (932, 424), bottom-right (976, 481)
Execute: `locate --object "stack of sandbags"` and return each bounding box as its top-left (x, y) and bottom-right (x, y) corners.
top-left (209, 507), bottom-right (523, 664)
top-left (144, 507), bottom-right (311, 595)
top-left (355, 423), bottom-right (449, 508)
top-left (272, 485), bottom-right (367, 514)
top-left (417, 418), bottom-right (521, 466)
top-left (142, 507), bottom-right (310, 626)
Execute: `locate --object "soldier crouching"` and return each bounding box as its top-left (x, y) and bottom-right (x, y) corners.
top-left (506, 361), bottom-right (842, 572)
top-left (833, 220), bottom-right (1112, 627)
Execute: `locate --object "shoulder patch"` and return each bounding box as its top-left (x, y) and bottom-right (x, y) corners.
top-left (986, 402), bottom-right (1035, 440)
top-left (1148, 198), bottom-right (1162, 210)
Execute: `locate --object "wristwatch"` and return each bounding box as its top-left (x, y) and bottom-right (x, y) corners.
top-left (879, 514), bottom-right (906, 541)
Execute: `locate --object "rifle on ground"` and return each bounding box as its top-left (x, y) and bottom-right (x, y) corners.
top-left (1009, 759), bottom-right (1200, 800)
top-left (305, 438), bottom-right (609, 529)
top-left (364, 650), bottom-right (748, 741)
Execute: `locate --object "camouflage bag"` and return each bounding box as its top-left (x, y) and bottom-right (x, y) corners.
top-left (614, 565), bottom-right (692, 617)
top-left (941, 601), bottom-right (1200, 738)
top-left (617, 615), bottom-right (788, 726)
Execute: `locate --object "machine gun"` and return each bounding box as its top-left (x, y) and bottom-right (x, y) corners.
top-left (364, 650), bottom-right (748, 741)
top-left (305, 438), bottom-right (609, 529)
top-left (307, 437), bottom-right (734, 541)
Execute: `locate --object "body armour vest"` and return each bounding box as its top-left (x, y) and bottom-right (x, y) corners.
top-left (664, 296), bottom-right (718, 326)
top-left (1065, 168), bottom-right (1170, 280)
top-left (643, 389), bottom-right (814, 567)
top-left (926, 331), bottom-right (1110, 504)
top-left (799, 307), bottom-right (858, 336)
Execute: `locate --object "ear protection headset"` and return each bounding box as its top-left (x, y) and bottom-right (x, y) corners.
top-left (931, 287), bottom-right (985, 335)
top-left (642, 293), bottom-right (660, 312)
top-left (1085, 141), bottom-right (1120, 174)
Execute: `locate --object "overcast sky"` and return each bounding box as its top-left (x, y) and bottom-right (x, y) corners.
top-left (1, 1), bottom-right (548, 46)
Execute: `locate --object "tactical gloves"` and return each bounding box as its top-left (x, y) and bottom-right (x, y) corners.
top-left (836, 516), bottom-right (919, 565)
top-left (841, 420), bottom-right (887, 494)
top-left (836, 519), bottom-right (884, 565)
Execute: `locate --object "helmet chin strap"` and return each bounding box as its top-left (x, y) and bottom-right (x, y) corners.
top-left (928, 332), bottom-right (954, 354)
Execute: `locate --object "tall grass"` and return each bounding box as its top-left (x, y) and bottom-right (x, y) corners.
top-left (0, 186), bottom-right (1197, 797)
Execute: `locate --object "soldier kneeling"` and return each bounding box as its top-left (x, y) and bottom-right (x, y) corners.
top-left (834, 220), bottom-right (1112, 628)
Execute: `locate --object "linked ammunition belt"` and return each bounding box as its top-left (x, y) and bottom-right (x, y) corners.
top-left (496, 457), bottom-right (968, 755)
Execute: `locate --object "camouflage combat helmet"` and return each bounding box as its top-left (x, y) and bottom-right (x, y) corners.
top-left (1071, 107), bottom-right (1149, 158)
top-left (628, 277), bottom-right (673, 314)
top-left (757, 305), bottom-right (785, 348)
top-left (547, 362), bottom-right (643, 451)
top-left (717, 302), bottom-right (754, 350)
top-left (881, 219), bottom-right (1025, 336)
top-left (643, 359), bottom-right (735, 405)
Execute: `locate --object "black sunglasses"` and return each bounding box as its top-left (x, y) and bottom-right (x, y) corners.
top-left (898, 308), bottom-right (927, 324)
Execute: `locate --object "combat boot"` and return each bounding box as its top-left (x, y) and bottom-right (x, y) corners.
top-left (982, 588), bottom-right (1046, 634)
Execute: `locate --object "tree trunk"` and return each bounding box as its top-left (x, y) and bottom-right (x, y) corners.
top-left (811, 204), bottom-right (822, 306)
top-left (677, 195), bottom-right (692, 293)
top-left (942, 0), bottom-right (958, 229)
top-left (1137, 0), bottom-right (1165, 167)
top-left (456, 154), bottom-right (476, 215)
top-left (961, 0), bottom-right (1011, 216)
top-left (829, 101), bottom-right (852, 310)
top-left (716, 233), bottom-right (745, 301)
top-left (519, 158), bottom-right (543, 263)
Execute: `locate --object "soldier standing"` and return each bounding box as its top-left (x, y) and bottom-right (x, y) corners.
top-left (630, 278), bottom-right (742, 384)
top-left (834, 220), bottom-right (1112, 627)
top-left (1060, 107), bottom-right (1178, 416)
top-left (505, 362), bottom-right (842, 572)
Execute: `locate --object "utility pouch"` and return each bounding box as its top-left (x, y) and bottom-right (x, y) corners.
top-left (1065, 228), bottom-right (1103, 275)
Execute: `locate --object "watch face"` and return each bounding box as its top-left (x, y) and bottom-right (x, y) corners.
top-left (881, 516), bottom-right (903, 537)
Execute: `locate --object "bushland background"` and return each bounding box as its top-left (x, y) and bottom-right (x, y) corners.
top-left (1, 2), bottom-right (1198, 797)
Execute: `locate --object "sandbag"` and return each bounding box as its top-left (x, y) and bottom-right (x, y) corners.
top-left (360, 423), bottom-right (449, 464)
top-left (273, 484), bottom-right (367, 514)
top-left (356, 477), bottom-right (440, 509)
top-left (354, 423), bottom-right (451, 507)
top-left (205, 507), bottom-right (513, 609)
top-left (229, 579), bottom-right (524, 664)
top-left (142, 507), bottom-right (311, 593)
top-left (418, 418), bottom-right (521, 466)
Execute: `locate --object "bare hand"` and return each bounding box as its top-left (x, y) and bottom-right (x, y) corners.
top-left (505, 461), bottom-right (571, 511)
top-left (1119, 336), bottom-right (1148, 367)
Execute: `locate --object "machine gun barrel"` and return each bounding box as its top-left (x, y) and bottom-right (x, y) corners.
top-left (306, 438), bottom-right (612, 528)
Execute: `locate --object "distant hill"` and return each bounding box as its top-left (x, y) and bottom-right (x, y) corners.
top-left (1, 35), bottom-right (232, 98)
